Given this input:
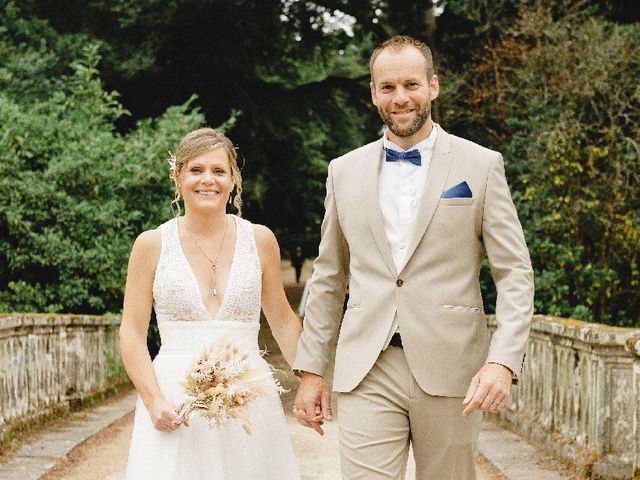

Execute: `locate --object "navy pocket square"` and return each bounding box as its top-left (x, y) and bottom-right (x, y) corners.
top-left (441, 181), bottom-right (472, 199)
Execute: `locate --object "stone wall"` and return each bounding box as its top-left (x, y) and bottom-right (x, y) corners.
top-left (490, 315), bottom-right (640, 479)
top-left (3, 310), bottom-right (639, 477)
top-left (0, 313), bottom-right (123, 443)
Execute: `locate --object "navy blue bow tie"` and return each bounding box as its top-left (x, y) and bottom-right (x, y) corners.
top-left (384, 147), bottom-right (422, 166)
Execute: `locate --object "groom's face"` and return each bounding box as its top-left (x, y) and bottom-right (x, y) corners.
top-left (370, 46), bottom-right (439, 141)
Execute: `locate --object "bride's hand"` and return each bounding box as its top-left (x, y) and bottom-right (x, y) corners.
top-left (147, 398), bottom-right (189, 432)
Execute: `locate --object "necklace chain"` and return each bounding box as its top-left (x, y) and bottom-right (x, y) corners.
top-left (183, 215), bottom-right (229, 296)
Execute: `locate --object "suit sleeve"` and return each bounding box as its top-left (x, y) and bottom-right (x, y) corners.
top-left (292, 161), bottom-right (350, 377)
top-left (482, 154), bottom-right (534, 375)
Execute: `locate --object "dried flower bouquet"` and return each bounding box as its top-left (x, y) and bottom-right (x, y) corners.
top-left (173, 337), bottom-right (279, 434)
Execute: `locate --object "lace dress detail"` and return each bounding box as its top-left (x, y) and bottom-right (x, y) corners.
top-left (152, 215), bottom-right (262, 324)
top-left (124, 215), bottom-right (299, 480)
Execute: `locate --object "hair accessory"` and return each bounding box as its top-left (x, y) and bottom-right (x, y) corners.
top-left (167, 151), bottom-right (177, 172)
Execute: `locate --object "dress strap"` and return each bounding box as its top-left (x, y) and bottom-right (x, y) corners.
top-left (234, 216), bottom-right (262, 273)
top-left (156, 218), bottom-right (178, 265)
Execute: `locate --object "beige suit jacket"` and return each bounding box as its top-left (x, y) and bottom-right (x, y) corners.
top-left (293, 128), bottom-right (534, 397)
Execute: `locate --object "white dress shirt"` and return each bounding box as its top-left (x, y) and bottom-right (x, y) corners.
top-left (379, 123), bottom-right (438, 348)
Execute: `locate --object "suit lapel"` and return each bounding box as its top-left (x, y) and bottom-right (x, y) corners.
top-left (399, 129), bottom-right (453, 273)
top-left (360, 139), bottom-right (397, 277)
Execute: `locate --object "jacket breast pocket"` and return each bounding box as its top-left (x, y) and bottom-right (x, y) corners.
top-left (432, 199), bottom-right (477, 238)
top-left (438, 198), bottom-right (474, 206)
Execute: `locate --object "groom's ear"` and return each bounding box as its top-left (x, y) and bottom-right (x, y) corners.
top-left (429, 74), bottom-right (440, 102)
top-left (370, 81), bottom-right (378, 107)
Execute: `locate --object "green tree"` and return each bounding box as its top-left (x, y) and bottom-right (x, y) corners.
top-left (13, 1), bottom-right (384, 252)
top-left (451, 3), bottom-right (640, 325)
top-left (0, 7), bottom-right (204, 313)
top-left (3, 0), bottom-right (639, 325)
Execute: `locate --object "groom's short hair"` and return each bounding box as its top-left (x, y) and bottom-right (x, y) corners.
top-left (369, 35), bottom-right (435, 80)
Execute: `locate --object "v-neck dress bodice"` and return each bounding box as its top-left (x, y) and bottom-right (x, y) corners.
top-left (125, 216), bottom-right (299, 480)
top-left (153, 215), bottom-right (262, 324)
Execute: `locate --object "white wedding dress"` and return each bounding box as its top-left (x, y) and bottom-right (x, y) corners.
top-left (125, 215), bottom-right (300, 480)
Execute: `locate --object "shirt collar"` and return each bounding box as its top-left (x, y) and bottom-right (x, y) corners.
top-left (383, 122), bottom-right (439, 156)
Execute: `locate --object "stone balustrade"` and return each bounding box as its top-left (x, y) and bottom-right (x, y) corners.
top-left (490, 315), bottom-right (640, 479)
top-left (2, 311), bottom-right (639, 478)
top-left (0, 313), bottom-right (123, 444)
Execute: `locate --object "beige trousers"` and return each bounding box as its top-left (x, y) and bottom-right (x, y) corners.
top-left (337, 346), bottom-right (481, 480)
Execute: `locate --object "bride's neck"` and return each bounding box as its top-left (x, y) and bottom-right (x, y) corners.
top-left (181, 211), bottom-right (228, 235)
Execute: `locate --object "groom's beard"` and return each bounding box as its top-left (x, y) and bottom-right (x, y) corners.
top-left (378, 101), bottom-right (430, 138)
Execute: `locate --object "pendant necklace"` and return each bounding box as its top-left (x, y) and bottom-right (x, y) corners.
top-left (184, 215), bottom-right (229, 296)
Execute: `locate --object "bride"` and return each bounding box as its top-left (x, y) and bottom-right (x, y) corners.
top-left (119, 128), bottom-right (301, 479)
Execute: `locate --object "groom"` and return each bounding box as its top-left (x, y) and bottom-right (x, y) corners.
top-left (293, 35), bottom-right (534, 479)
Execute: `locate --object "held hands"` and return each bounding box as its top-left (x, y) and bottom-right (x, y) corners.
top-left (146, 397), bottom-right (189, 433)
top-left (462, 363), bottom-right (513, 417)
top-left (293, 372), bottom-right (332, 436)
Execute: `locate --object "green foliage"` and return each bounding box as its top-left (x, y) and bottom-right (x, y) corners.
top-left (0, 15), bottom-right (203, 313)
top-left (0, 0), bottom-right (373, 313)
top-left (446, 3), bottom-right (640, 325)
top-left (21, 0), bottom-right (181, 79)
top-left (2, 0), bottom-right (638, 327)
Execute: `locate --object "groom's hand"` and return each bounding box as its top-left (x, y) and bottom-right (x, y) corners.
top-left (462, 363), bottom-right (513, 417)
top-left (294, 372), bottom-right (332, 436)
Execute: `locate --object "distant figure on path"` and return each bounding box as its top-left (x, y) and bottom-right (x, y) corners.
top-left (290, 245), bottom-right (304, 283)
top-left (293, 35), bottom-right (534, 480)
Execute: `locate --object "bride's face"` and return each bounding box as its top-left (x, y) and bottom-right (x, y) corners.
top-left (179, 147), bottom-right (234, 213)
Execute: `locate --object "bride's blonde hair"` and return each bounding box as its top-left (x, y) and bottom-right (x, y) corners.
top-left (169, 128), bottom-right (243, 216)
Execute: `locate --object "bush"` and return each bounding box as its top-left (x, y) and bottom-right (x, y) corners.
top-left (0, 39), bottom-right (204, 314)
top-left (452, 5), bottom-right (640, 325)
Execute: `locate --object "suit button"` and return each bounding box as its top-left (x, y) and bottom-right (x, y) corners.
top-left (396, 279), bottom-right (404, 287)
